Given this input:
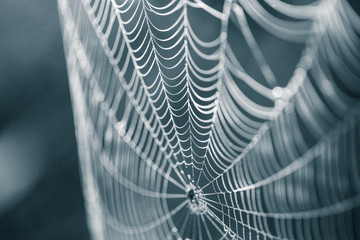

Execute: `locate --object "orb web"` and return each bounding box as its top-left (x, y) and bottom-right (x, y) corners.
top-left (58, 0), bottom-right (360, 239)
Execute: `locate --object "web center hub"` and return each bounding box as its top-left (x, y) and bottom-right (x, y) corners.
top-left (186, 184), bottom-right (207, 215)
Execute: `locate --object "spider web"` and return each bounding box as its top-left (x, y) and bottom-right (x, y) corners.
top-left (58, 0), bottom-right (360, 239)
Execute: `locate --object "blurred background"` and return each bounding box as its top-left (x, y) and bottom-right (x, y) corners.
top-left (0, 0), bottom-right (89, 239)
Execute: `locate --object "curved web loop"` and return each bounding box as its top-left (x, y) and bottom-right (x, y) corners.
top-left (59, 0), bottom-right (360, 239)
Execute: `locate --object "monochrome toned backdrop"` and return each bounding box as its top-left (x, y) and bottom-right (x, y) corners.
top-left (0, 0), bottom-right (89, 239)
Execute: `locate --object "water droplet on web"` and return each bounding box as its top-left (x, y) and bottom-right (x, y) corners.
top-left (272, 87), bottom-right (283, 98)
